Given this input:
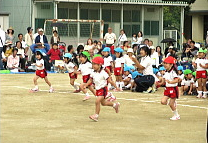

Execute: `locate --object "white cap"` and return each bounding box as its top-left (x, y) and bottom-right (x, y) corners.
top-left (38, 28), bottom-right (44, 32)
top-left (169, 46), bottom-right (173, 49)
top-left (149, 46), bottom-right (155, 49)
top-left (127, 48), bottom-right (134, 53)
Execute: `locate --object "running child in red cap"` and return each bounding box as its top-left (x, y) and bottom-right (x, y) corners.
top-left (30, 50), bottom-right (54, 93)
top-left (84, 56), bottom-right (120, 122)
top-left (161, 56), bottom-right (180, 120)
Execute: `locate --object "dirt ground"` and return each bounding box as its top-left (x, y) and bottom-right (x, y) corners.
top-left (0, 73), bottom-right (207, 143)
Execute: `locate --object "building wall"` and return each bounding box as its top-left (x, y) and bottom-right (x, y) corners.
top-left (0, 0), bottom-right (31, 40)
top-left (190, 0), bottom-right (208, 11)
top-left (192, 15), bottom-right (204, 42)
top-left (0, 15), bottom-right (9, 32)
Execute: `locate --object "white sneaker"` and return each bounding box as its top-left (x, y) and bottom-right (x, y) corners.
top-left (170, 115), bottom-right (180, 120)
top-left (202, 95), bottom-right (207, 99)
top-left (49, 87), bottom-right (54, 93)
top-left (196, 94), bottom-right (202, 98)
top-left (30, 88), bottom-right (39, 92)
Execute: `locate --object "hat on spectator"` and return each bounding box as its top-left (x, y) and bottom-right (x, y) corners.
top-left (198, 48), bottom-right (207, 53)
top-left (177, 66), bottom-right (183, 71)
top-left (149, 46), bottom-right (155, 50)
top-left (35, 49), bottom-right (44, 56)
top-left (163, 56), bottom-right (176, 64)
top-left (159, 66), bottom-right (165, 71)
top-left (192, 71), bottom-right (196, 77)
top-left (38, 28), bottom-right (44, 32)
top-left (124, 66), bottom-right (130, 72)
top-left (102, 47), bottom-right (111, 52)
top-left (27, 27), bottom-right (33, 31)
top-left (131, 71), bottom-right (143, 79)
top-left (127, 48), bottom-right (134, 53)
top-left (114, 47), bottom-right (123, 53)
top-left (64, 53), bottom-right (72, 58)
top-left (169, 46), bottom-right (174, 49)
top-left (93, 54), bottom-right (102, 59)
top-left (92, 57), bottom-right (104, 65)
top-left (81, 51), bottom-right (90, 60)
top-left (184, 69), bottom-right (192, 75)
top-left (128, 65), bottom-right (136, 71)
top-left (7, 27), bottom-right (13, 30)
top-left (153, 68), bottom-right (159, 74)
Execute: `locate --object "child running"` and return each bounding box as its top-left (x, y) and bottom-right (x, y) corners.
top-left (193, 48), bottom-right (208, 98)
top-left (76, 51), bottom-right (96, 101)
top-left (161, 56), bottom-right (180, 120)
top-left (84, 56), bottom-right (120, 122)
top-left (59, 53), bottom-right (80, 93)
top-left (30, 50), bottom-right (54, 93)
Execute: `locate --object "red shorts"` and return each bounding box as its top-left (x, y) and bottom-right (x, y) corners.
top-left (82, 74), bottom-right (92, 85)
top-left (69, 72), bottom-right (77, 79)
top-left (96, 86), bottom-right (108, 98)
top-left (36, 69), bottom-right (47, 78)
top-left (110, 45), bottom-right (115, 54)
top-left (196, 70), bottom-right (207, 79)
top-left (164, 87), bottom-right (179, 99)
top-left (105, 66), bottom-right (112, 72)
top-left (114, 67), bottom-right (122, 76)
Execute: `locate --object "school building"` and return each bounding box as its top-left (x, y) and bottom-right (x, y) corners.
top-left (0, 0), bottom-right (188, 48)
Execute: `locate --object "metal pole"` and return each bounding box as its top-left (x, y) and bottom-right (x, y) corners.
top-left (180, 6), bottom-right (184, 51)
top-left (121, 4), bottom-right (123, 29)
top-left (77, 2), bottom-right (80, 44)
top-left (141, 5), bottom-right (144, 34)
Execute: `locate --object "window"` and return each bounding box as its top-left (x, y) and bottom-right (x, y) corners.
top-left (132, 10), bottom-right (140, 22)
top-left (102, 9), bottom-right (111, 22)
top-left (89, 9), bottom-right (99, 20)
top-left (144, 21), bottom-right (159, 36)
top-left (112, 10), bottom-right (120, 22)
top-left (123, 25), bottom-right (131, 37)
top-left (132, 25), bottom-right (140, 35)
top-left (80, 24), bottom-right (90, 37)
top-left (80, 9), bottom-right (88, 20)
top-left (124, 10), bottom-right (131, 22)
top-left (69, 9), bottom-right (77, 19)
top-left (58, 8), bottom-right (68, 19)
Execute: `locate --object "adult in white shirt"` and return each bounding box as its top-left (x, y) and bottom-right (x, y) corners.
top-left (84, 38), bottom-right (94, 51)
top-left (25, 27), bottom-right (33, 61)
top-left (104, 27), bottom-right (116, 47)
top-left (149, 46), bottom-right (159, 68)
top-left (0, 25), bottom-right (6, 69)
top-left (132, 46), bottom-right (155, 92)
top-left (136, 31), bottom-right (143, 44)
top-left (117, 29), bottom-right (127, 46)
top-left (33, 28), bottom-right (39, 43)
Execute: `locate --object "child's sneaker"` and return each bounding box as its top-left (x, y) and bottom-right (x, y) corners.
top-left (113, 102), bottom-right (120, 113)
top-left (30, 88), bottom-right (39, 92)
top-left (106, 92), bottom-right (116, 102)
top-left (196, 94), bottom-right (202, 98)
top-left (83, 96), bottom-right (90, 101)
top-left (170, 115), bottom-right (180, 120)
top-left (143, 87), bottom-right (152, 93)
top-left (49, 87), bottom-right (54, 93)
top-left (89, 114), bottom-right (98, 122)
top-left (202, 95), bottom-right (207, 99)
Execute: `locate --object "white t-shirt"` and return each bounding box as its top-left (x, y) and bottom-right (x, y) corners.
top-left (181, 78), bottom-right (194, 86)
top-left (78, 62), bottom-right (92, 75)
top-left (64, 62), bottom-right (75, 73)
top-left (17, 48), bottom-right (25, 58)
top-left (104, 56), bottom-right (113, 67)
top-left (104, 33), bottom-right (116, 45)
top-left (40, 35), bottom-right (44, 44)
top-left (115, 57), bottom-right (125, 68)
top-left (150, 52), bottom-right (159, 68)
top-left (136, 37), bottom-right (143, 44)
top-left (118, 34), bottom-right (127, 45)
top-left (90, 69), bottom-right (109, 90)
top-left (124, 54), bottom-right (135, 66)
top-left (178, 74), bottom-right (184, 80)
top-left (140, 56), bottom-right (153, 75)
top-left (21, 40), bottom-right (27, 48)
top-left (84, 45), bottom-right (93, 51)
top-left (123, 74), bottom-right (132, 80)
top-left (36, 59), bottom-right (44, 70)
top-left (163, 70), bottom-right (178, 87)
top-left (195, 58), bottom-right (208, 71)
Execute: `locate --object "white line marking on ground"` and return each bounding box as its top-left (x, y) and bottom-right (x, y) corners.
top-left (3, 85), bottom-right (208, 110)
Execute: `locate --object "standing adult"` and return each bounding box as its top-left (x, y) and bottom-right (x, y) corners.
top-left (0, 25), bottom-right (6, 70)
top-left (84, 38), bottom-right (94, 51)
top-left (156, 46), bottom-right (163, 65)
top-left (150, 46), bottom-right (159, 68)
top-left (50, 30), bottom-right (60, 45)
top-left (132, 46), bottom-right (155, 92)
top-left (104, 27), bottom-right (116, 54)
top-left (117, 29), bottom-right (127, 47)
top-left (6, 27), bottom-right (15, 46)
top-left (189, 40), bottom-right (199, 56)
top-left (25, 27), bottom-right (33, 61)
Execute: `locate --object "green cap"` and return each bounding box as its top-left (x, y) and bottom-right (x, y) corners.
top-left (198, 48), bottom-right (207, 53)
top-left (184, 69), bottom-right (192, 75)
top-left (192, 71), bottom-right (196, 77)
top-left (93, 54), bottom-right (102, 59)
top-left (81, 51), bottom-right (90, 60)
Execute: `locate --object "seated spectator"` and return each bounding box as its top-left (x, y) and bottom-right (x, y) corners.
top-left (77, 45), bottom-right (84, 55)
top-left (30, 28), bottom-right (50, 54)
top-left (166, 46), bottom-right (178, 59)
top-left (7, 48), bottom-right (19, 72)
top-left (84, 38), bottom-right (94, 51)
top-left (181, 43), bottom-right (194, 61)
top-left (50, 30), bottom-right (60, 45)
top-left (156, 46), bottom-right (163, 65)
top-left (164, 42), bottom-right (174, 57)
top-left (93, 40), bottom-right (100, 54)
top-left (67, 45), bottom-right (78, 66)
top-left (150, 46), bottom-right (159, 68)
top-left (122, 41), bottom-right (130, 52)
top-left (16, 41), bottom-right (26, 70)
top-left (47, 43), bottom-right (61, 65)
top-left (189, 40), bottom-right (199, 56)
top-left (2, 41), bottom-right (13, 68)
top-left (124, 48), bottom-right (135, 66)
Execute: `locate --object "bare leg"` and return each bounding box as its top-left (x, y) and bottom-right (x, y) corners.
top-left (161, 96), bottom-right (169, 105)
top-left (44, 76), bottom-right (51, 87)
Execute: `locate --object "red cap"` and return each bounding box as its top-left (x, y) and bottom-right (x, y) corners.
top-left (163, 56), bottom-right (176, 64)
top-left (92, 57), bottom-right (104, 65)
